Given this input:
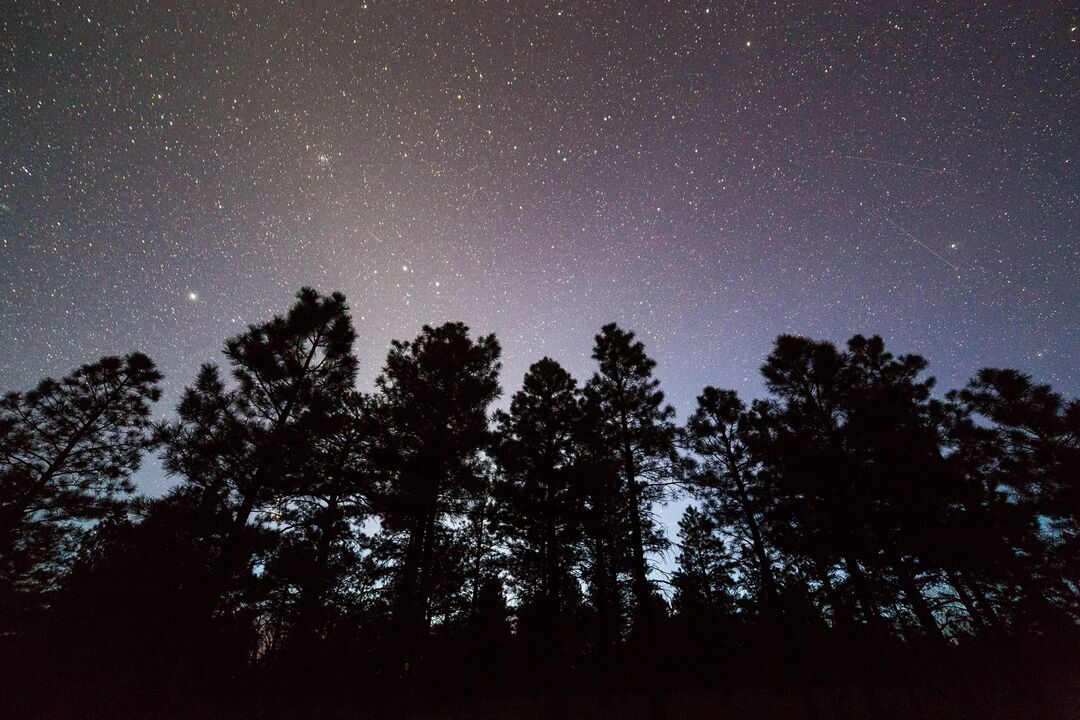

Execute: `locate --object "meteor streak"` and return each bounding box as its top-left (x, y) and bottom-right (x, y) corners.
top-left (842, 155), bottom-right (960, 177)
top-left (878, 213), bottom-right (960, 272)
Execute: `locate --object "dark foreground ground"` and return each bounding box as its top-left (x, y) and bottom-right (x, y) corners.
top-left (8, 681), bottom-right (1080, 720)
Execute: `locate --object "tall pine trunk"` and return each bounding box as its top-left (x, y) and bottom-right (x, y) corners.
top-left (731, 469), bottom-right (779, 606)
top-left (620, 439), bottom-right (665, 720)
top-left (947, 569), bottom-right (991, 635)
top-left (290, 494), bottom-right (340, 664)
top-left (542, 485), bottom-right (568, 720)
top-left (884, 547), bottom-right (944, 644)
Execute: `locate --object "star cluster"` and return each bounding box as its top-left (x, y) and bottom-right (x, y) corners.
top-left (2, 2), bottom-right (1078, 489)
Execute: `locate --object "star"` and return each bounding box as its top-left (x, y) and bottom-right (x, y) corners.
top-left (188, 292), bottom-right (198, 302)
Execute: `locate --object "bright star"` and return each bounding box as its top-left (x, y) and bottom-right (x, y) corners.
top-left (188, 291), bottom-right (198, 301)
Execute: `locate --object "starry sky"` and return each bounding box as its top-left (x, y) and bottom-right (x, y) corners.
top-left (2, 2), bottom-right (1079, 500)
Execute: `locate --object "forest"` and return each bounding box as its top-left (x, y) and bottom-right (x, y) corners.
top-left (1, 287), bottom-right (1077, 719)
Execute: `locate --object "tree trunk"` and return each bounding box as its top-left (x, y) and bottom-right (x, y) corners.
top-left (206, 484), bottom-right (261, 617)
top-left (946, 569), bottom-right (989, 635)
top-left (732, 472), bottom-right (779, 607)
top-left (592, 535), bottom-right (614, 709)
top-left (291, 494), bottom-right (340, 661)
top-left (542, 485), bottom-right (568, 719)
top-left (844, 555), bottom-right (885, 633)
top-left (961, 571), bottom-right (1007, 638)
top-left (469, 494), bottom-right (488, 618)
top-left (619, 440), bottom-right (665, 720)
top-left (892, 559), bottom-right (944, 643)
top-left (169, 483), bottom-right (262, 692)
top-left (413, 501), bottom-right (438, 666)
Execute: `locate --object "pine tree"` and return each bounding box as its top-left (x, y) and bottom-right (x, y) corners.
top-left (683, 387), bottom-right (779, 608)
top-left (574, 391), bottom-right (628, 707)
top-left (952, 369), bottom-right (1080, 625)
top-left (160, 287), bottom-right (358, 625)
top-left (493, 357), bottom-right (585, 718)
top-left (494, 358), bottom-right (583, 607)
top-left (0, 353), bottom-right (161, 601)
top-left (370, 322), bottom-right (501, 685)
top-left (584, 323), bottom-right (679, 719)
top-left (50, 485), bottom-right (246, 686)
top-left (267, 390), bottom-right (378, 671)
top-left (756, 334), bottom-right (954, 641)
top-left (933, 396), bottom-right (1030, 636)
top-left (671, 505), bottom-right (736, 619)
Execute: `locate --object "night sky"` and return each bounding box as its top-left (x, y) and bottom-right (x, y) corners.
top-left (3, 2), bottom-right (1078, 500)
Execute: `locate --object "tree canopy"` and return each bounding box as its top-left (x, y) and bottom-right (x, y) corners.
top-left (1, 291), bottom-right (1076, 720)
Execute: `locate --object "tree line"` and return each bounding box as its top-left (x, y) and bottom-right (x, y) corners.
top-left (1, 287), bottom-right (1077, 718)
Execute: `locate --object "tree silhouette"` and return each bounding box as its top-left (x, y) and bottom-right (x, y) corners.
top-left (158, 287), bottom-right (357, 678)
top-left (574, 392), bottom-right (630, 708)
top-left (671, 505), bottom-right (736, 619)
top-left (493, 357), bottom-right (585, 718)
top-left (584, 323), bottom-right (679, 719)
top-left (932, 396), bottom-right (1032, 637)
top-left (952, 369), bottom-right (1080, 626)
top-left (369, 321), bottom-right (501, 691)
top-left (2, 290), bottom-right (1078, 719)
top-left (683, 387), bottom-right (779, 608)
top-left (264, 389), bottom-right (378, 673)
top-left (755, 335), bottom-right (957, 641)
top-left (0, 353), bottom-right (161, 612)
